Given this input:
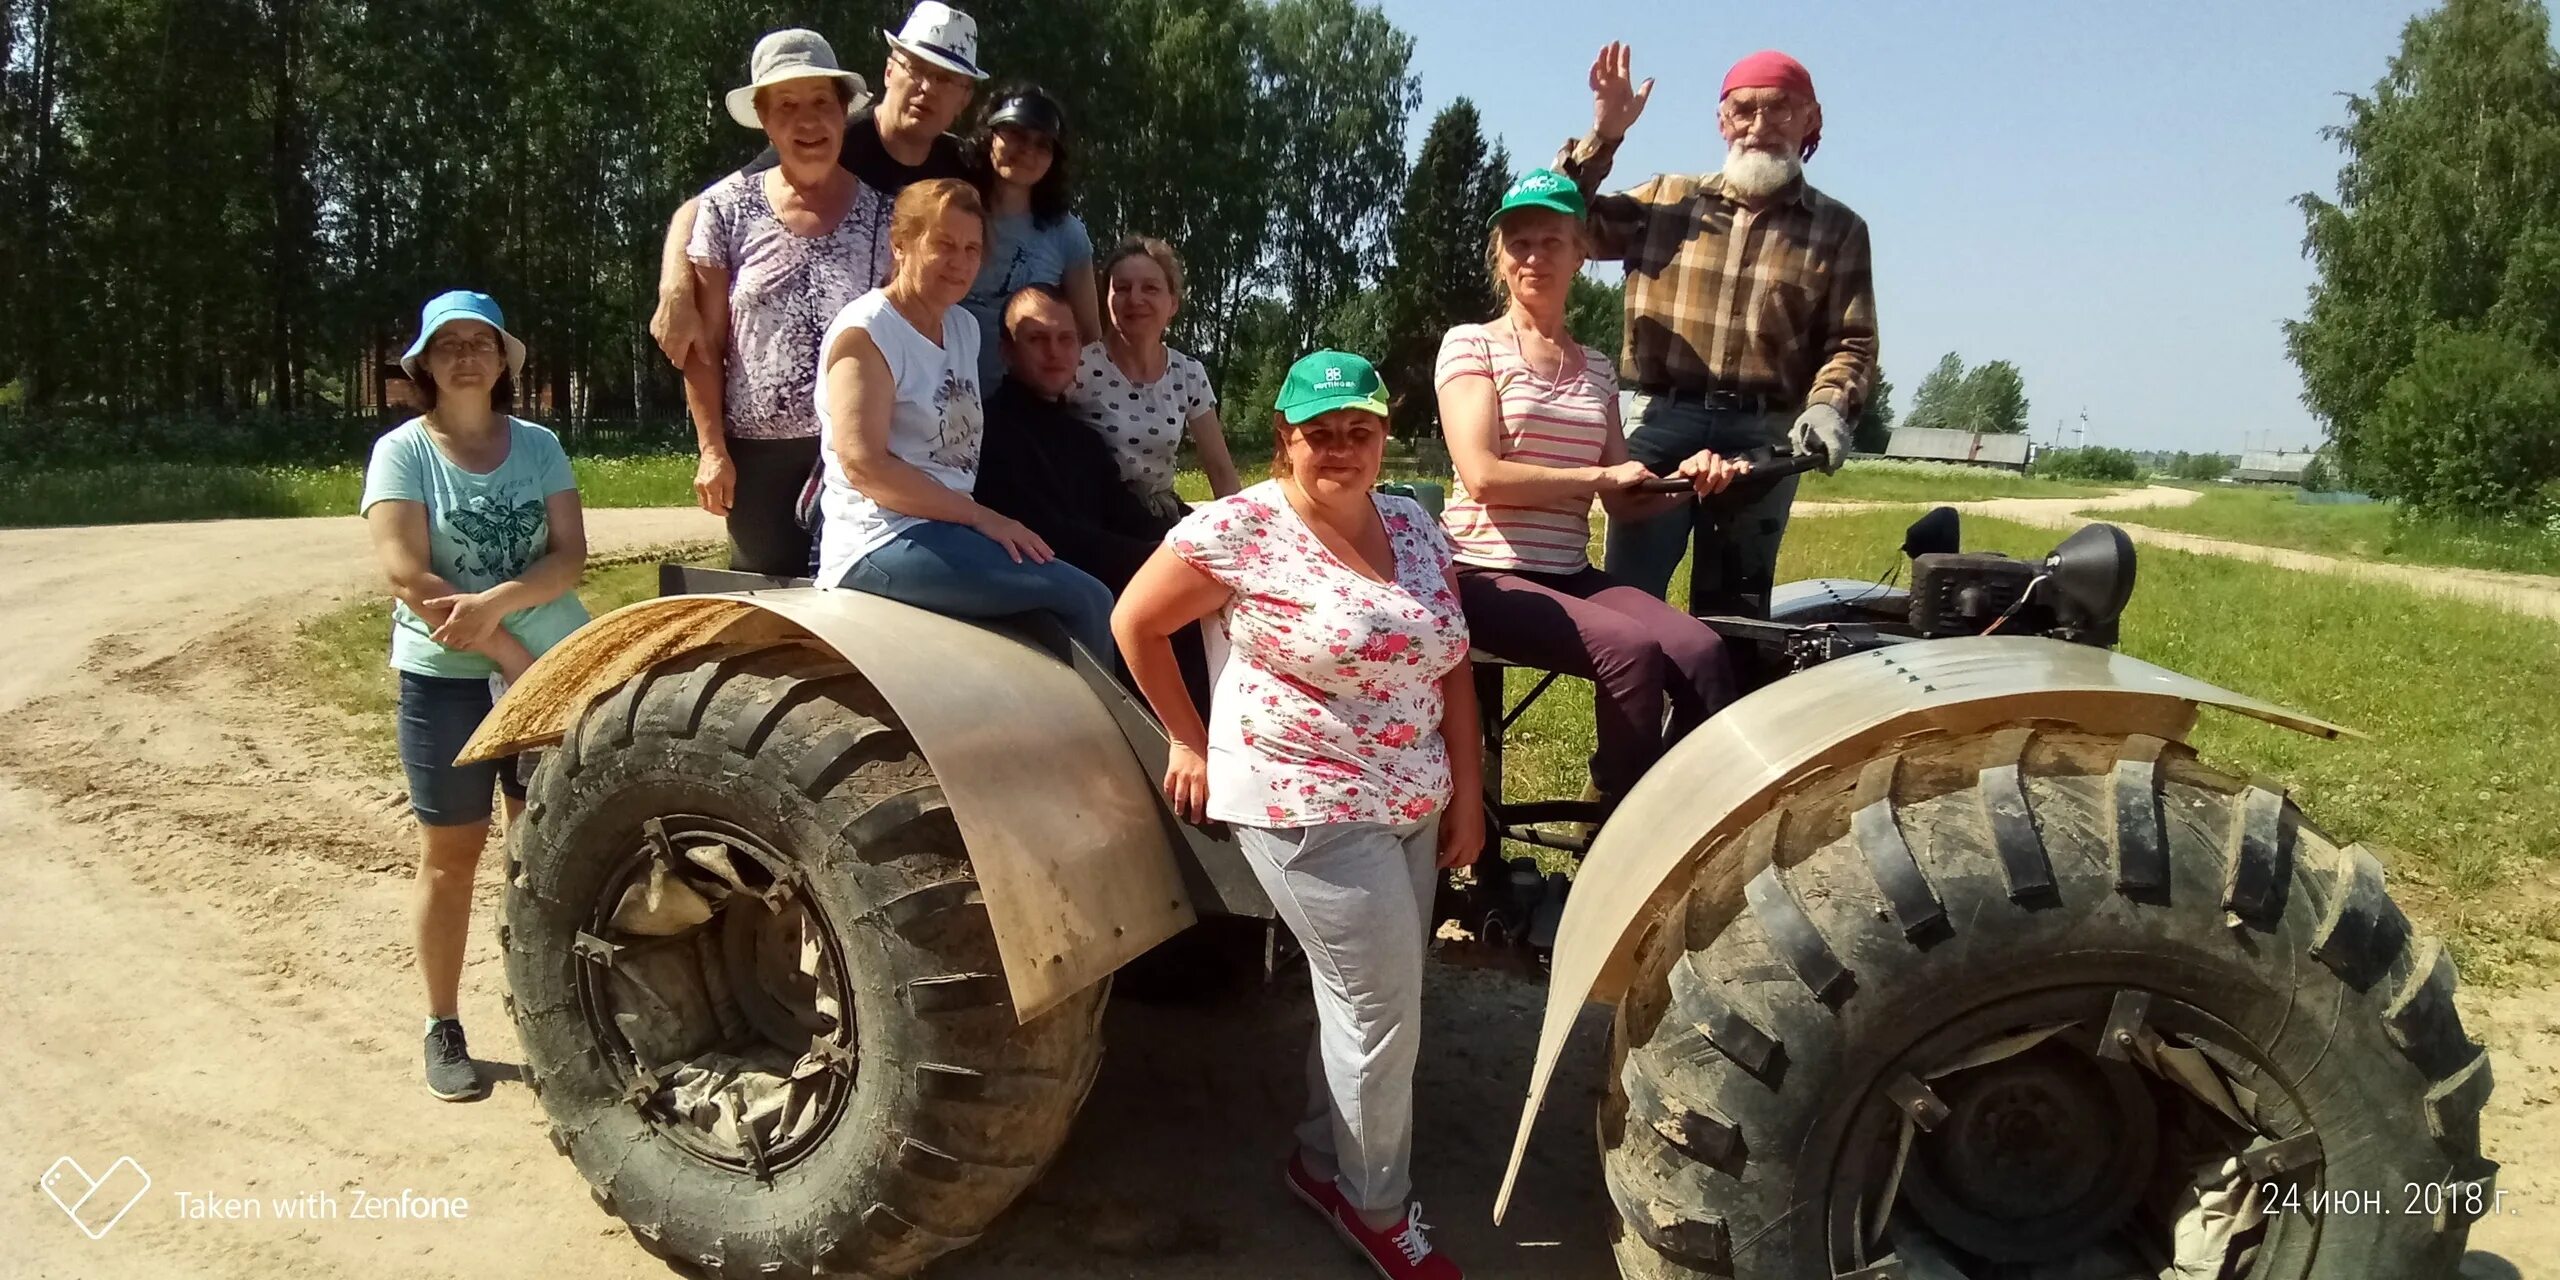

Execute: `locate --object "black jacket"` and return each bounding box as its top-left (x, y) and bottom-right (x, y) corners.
top-left (973, 377), bottom-right (1174, 592)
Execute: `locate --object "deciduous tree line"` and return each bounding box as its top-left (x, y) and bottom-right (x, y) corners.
top-left (1903, 351), bottom-right (2029, 436)
top-left (2291, 0), bottom-right (2560, 519)
top-left (0, 0), bottom-right (1429, 433)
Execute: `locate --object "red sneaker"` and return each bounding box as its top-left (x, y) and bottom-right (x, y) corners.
top-left (1285, 1150), bottom-right (1348, 1219)
top-left (1326, 1200), bottom-right (1462, 1280)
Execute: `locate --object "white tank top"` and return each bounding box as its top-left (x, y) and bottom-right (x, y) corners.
top-left (812, 289), bottom-right (984, 585)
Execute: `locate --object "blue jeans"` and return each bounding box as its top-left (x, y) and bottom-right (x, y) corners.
top-left (838, 519), bottom-right (1118, 660)
top-left (1603, 396), bottom-right (1800, 608)
top-left (396, 672), bottom-right (525, 827)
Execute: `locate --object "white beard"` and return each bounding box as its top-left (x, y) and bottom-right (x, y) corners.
top-left (1720, 143), bottom-right (1802, 197)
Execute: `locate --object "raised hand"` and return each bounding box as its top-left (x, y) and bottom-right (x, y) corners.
top-left (1590, 41), bottom-right (1655, 142)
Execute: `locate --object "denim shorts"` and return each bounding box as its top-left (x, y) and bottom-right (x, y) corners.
top-left (395, 671), bottom-right (525, 827)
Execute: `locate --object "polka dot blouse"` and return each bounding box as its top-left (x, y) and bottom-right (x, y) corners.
top-left (1065, 341), bottom-right (1218, 508)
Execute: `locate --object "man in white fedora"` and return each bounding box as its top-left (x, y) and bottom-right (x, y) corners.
top-left (652, 1), bottom-right (990, 368)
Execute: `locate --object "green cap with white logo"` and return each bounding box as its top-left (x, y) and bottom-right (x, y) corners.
top-left (1491, 167), bottom-right (1586, 225)
top-left (1274, 350), bottom-right (1391, 425)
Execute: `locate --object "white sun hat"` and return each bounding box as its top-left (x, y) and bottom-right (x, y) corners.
top-left (725, 29), bottom-right (869, 129)
top-left (883, 2), bottom-right (988, 81)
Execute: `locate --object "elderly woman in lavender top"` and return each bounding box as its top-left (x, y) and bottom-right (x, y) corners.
top-left (682, 28), bottom-right (893, 576)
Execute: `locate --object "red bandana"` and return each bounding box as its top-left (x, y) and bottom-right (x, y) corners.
top-left (1720, 50), bottom-right (1820, 160)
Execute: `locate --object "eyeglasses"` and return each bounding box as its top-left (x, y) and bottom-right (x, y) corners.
top-left (1721, 99), bottom-right (1803, 128)
top-left (429, 335), bottom-right (502, 358)
top-left (894, 52), bottom-right (971, 93)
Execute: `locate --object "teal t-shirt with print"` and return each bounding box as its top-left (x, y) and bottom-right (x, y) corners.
top-left (360, 417), bottom-right (590, 678)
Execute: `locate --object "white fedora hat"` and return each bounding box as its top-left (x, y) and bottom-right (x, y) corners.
top-left (725, 29), bottom-right (869, 129)
top-left (883, 2), bottom-right (988, 81)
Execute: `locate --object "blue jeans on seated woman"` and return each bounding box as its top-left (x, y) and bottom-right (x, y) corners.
top-left (837, 519), bottom-right (1119, 661)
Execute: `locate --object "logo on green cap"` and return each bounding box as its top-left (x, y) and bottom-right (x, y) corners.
top-left (1276, 349), bottom-right (1390, 425)
top-left (1492, 167), bottom-right (1586, 225)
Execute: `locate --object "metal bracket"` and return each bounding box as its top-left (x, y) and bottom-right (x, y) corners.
top-left (1884, 1074), bottom-right (1950, 1132)
top-left (733, 1085), bottom-right (775, 1184)
top-left (621, 1065), bottom-right (662, 1110)
top-left (2096, 989), bottom-right (2154, 1061)
top-left (573, 930), bottom-right (627, 970)
top-left (2240, 1131), bottom-right (2325, 1183)
top-left (806, 1034), bottom-right (858, 1079)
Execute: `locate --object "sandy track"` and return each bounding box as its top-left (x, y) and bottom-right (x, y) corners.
top-left (1, 509), bottom-right (2550, 1277)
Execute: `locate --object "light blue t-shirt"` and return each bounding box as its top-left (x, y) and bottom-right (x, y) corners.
top-left (359, 417), bottom-right (590, 678)
top-left (961, 210), bottom-right (1094, 384)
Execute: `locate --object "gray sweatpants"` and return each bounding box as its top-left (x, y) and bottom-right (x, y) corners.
top-left (1236, 816), bottom-right (1440, 1216)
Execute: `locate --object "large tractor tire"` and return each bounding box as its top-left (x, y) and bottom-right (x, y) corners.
top-left (502, 643), bottom-right (1106, 1279)
top-left (1603, 727), bottom-right (2493, 1279)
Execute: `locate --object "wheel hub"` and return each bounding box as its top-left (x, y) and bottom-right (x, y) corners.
top-left (575, 816), bottom-right (858, 1175)
top-left (1896, 1037), bottom-right (2160, 1263)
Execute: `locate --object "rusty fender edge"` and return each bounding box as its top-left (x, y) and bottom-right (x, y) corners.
top-left (459, 589), bottom-right (1193, 1023)
top-left (1493, 635), bottom-right (2350, 1221)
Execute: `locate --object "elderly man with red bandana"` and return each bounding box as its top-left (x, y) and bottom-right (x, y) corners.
top-left (1556, 43), bottom-right (1877, 615)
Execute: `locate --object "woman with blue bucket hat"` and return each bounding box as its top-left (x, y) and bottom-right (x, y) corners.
top-left (360, 289), bottom-right (589, 1102)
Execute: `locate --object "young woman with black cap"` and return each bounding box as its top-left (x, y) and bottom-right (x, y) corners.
top-left (960, 84), bottom-right (1101, 383)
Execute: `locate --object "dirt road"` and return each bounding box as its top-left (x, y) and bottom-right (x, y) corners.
top-left (3, 511), bottom-right (2550, 1278)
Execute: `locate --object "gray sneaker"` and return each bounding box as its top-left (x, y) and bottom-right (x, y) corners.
top-left (423, 1019), bottom-right (482, 1101)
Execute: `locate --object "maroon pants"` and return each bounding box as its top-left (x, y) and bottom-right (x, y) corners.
top-left (1457, 562), bottom-right (1733, 800)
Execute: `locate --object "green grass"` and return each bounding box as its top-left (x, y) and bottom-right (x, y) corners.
top-left (0, 454), bottom-right (697, 528)
top-left (290, 547), bottom-right (715, 764)
top-left (1501, 511), bottom-right (2560, 981)
top-left (2091, 486), bottom-right (2560, 578)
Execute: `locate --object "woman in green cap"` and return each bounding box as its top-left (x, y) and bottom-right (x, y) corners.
top-left (1111, 350), bottom-right (1478, 1280)
top-left (1436, 168), bottom-right (1746, 810)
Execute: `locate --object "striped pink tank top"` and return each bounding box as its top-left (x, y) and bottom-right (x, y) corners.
top-left (1433, 321), bottom-right (1619, 573)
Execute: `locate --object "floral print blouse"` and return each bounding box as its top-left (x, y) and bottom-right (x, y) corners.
top-left (1166, 480), bottom-right (1471, 828)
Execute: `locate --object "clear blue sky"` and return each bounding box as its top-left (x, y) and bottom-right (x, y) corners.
top-left (1392, 0), bottom-right (2437, 454)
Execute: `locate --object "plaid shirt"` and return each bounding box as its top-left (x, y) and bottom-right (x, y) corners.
top-left (1556, 133), bottom-right (1877, 417)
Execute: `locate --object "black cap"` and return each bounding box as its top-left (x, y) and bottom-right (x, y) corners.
top-left (986, 90), bottom-right (1064, 137)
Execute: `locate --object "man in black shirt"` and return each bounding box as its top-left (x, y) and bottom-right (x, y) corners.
top-left (978, 285), bottom-right (1210, 705)
top-left (974, 285), bottom-right (1173, 591)
top-left (651, 1), bottom-right (985, 369)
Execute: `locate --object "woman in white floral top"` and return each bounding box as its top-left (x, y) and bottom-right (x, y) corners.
top-left (1112, 350), bottom-right (1479, 1280)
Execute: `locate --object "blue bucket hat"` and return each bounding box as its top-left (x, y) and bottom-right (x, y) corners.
top-left (400, 290), bottom-right (526, 382)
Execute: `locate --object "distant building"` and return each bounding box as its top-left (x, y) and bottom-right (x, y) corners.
top-left (2232, 448), bottom-right (2317, 484)
top-left (1885, 427), bottom-right (2032, 472)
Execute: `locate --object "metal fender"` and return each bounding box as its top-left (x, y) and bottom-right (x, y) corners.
top-left (458, 588), bottom-right (1191, 1022)
top-left (1494, 635), bottom-right (2349, 1220)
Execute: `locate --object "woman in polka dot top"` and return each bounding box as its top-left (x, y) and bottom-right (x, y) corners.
top-left (1065, 236), bottom-right (1244, 517)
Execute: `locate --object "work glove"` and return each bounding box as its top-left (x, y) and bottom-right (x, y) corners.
top-left (1789, 402), bottom-right (1850, 474)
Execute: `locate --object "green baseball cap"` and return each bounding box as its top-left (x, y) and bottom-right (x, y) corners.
top-left (1491, 167), bottom-right (1585, 225)
top-left (1275, 350), bottom-right (1390, 425)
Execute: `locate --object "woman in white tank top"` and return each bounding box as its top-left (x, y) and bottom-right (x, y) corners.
top-left (812, 179), bottom-right (1116, 658)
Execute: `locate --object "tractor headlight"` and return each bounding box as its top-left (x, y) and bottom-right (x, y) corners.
top-left (2043, 524), bottom-right (2138, 629)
